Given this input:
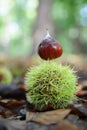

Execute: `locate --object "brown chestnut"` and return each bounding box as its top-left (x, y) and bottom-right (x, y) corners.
top-left (38, 30), bottom-right (63, 60)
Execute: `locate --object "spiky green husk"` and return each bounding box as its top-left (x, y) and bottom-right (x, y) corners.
top-left (25, 61), bottom-right (77, 111)
top-left (0, 66), bottom-right (13, 84)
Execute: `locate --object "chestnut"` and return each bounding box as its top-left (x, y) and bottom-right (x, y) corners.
top-left (38, 30), bottom-right (63, 60)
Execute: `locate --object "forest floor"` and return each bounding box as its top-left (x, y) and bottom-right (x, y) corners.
top-left (0, 55), bottom-right (87, 130)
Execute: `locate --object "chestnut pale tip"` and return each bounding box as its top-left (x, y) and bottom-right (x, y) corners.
top-left (44, 28), bottom-right (50, 39)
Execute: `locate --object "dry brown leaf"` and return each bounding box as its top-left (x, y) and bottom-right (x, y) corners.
top-left (51, 120), bottom-right (79, 130)
top-left (76, 90), bottom-right (87, 99)
top-left (26, 109), bottom-right (71, 125)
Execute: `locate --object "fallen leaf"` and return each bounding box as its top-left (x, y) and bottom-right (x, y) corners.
top-left (71, 104), bottom-right (87, 117)
top-left (0, 84), bottom-right (25, 100)
top-left (26, 120), bottom-right (79, 130)
top-left (51, 120), bottom-right (79, 130)
top-left (26, 109), bottom-right (71, 125)
top-left (76, 90), bottom-right (87, 99)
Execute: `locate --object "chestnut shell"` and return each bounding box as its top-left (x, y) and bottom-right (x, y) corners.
top-left (38, 37), bottom-right (63, 60)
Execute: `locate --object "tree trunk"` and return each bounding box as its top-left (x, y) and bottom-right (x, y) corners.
top-left (30, 0), bottom-right (54, 56)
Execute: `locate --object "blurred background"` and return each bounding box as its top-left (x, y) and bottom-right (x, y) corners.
top-left (0, 0), bottom-right (87, 74)
top-left (0, 0), bottom-right (87, 57)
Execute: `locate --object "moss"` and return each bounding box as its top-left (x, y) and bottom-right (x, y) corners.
top-left (25, 61), bottom-right (77, 111)
top-left (0, 66), bottom-right (13, 84)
